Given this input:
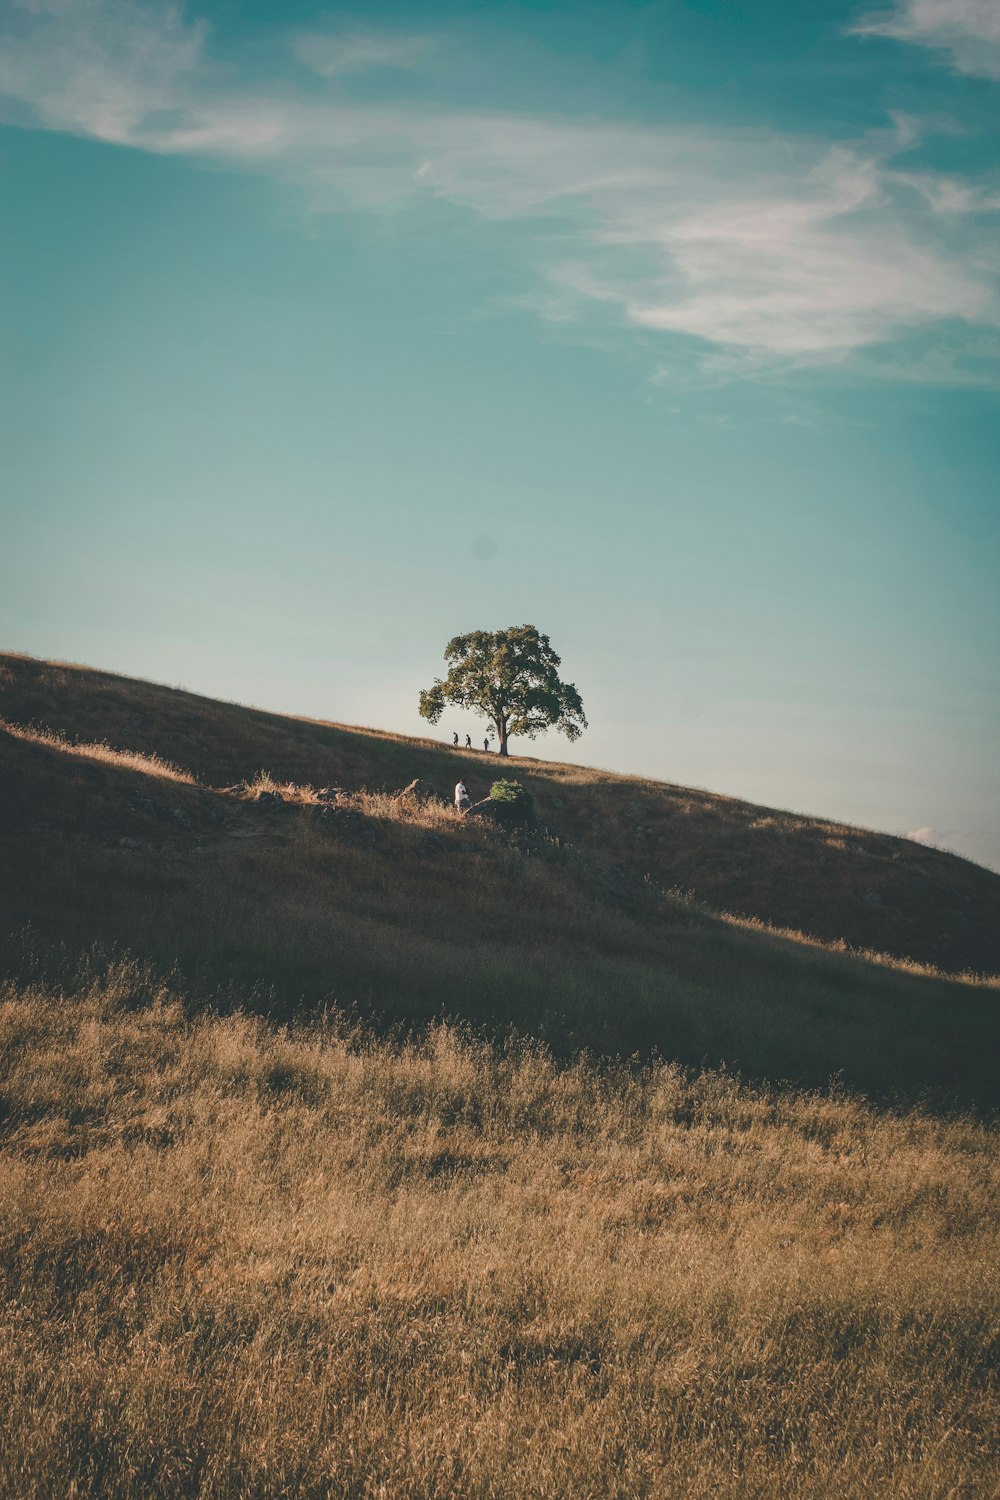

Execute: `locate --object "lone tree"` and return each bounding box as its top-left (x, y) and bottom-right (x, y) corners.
top-left (419, 625), bottom-right (587, 758)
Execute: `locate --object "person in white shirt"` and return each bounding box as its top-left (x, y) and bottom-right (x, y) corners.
top-left (455, 780), bottom-right (470, 813)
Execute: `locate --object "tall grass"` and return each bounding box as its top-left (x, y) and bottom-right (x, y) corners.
top-left (0, 718), bottom-right (193, 783)
top-left (1, 961), bottom-right (997, 1499)
top-left (3, 758), bottom-right (997, 1109)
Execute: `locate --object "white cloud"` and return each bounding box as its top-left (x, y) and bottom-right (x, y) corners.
top-left (0, 0), bottom-right (206, 145)
top-left (852, 0), bottom-right (1000, 80)
top-left (1, 0), bottom-right (998, 372)
top-left (906, 825), bottom-right (941, 844)
top-left (291, 31), bottom-right (434, 79)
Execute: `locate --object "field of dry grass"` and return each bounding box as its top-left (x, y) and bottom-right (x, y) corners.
top-left (3, 711), bottom-right (998, 1109)
top-left (1, 960), bottom-right (997, 1499)
top-left (2, 650), bottom-right (999, 1496)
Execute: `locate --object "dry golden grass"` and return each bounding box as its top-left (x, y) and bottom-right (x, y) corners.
top-left (3, 714), bottom-right (999, 1109)
top-left (1, 960), bottom-right (997, 1499)
top-left (2, 653), bottom-right (999, 1495)
top-left (0, 717), bottom-right (193, 784)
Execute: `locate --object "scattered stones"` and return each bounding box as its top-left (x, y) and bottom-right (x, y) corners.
top-left (254, 790), bottom-right (283, 805)
top-left (171, 807), bottom-right (193, 828)
top-left (119, 836), bottom-right (144, 850)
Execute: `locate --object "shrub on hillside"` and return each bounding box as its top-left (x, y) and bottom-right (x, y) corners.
top-left (486, 779), bottom-right (536, 828)
top-left (489, 779), bottom-right (529, 804)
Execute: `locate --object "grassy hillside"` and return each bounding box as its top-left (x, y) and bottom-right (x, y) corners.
top-left (1, 964), bottom-right (997, 1499)
top-left (2, 651), bottom-right (999, 1496)
top-left (3, 651), bottom-right (998, 975)
top-left (1, 652), bottom-right (998, 1109)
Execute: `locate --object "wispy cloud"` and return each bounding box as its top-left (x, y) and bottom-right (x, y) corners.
top-left (851, 0), bottom-right (1000, 80)
top-left (1, 0), bottom-right (998, 375)
top-left (0, 0), bottom-right (206, 145)
top-left (291, 30), bottom-right (435, 79)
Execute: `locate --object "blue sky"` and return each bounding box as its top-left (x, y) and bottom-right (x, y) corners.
top-left (2, 0), bottom-right (998, 868)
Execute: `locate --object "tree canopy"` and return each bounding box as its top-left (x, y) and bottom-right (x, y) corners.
top-left (418, 625), bottom-right (587, 758)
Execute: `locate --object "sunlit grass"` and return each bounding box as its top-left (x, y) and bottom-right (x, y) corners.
top-left (1, 960), bottom-right (997, 1499)
top-left (0, 718), bottom-right (193, 784)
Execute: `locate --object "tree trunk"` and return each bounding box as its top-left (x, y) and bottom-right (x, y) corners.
top-left (498, 719), bottom-right (509, 757)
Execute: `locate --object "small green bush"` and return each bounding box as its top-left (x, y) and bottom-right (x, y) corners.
top-left (490, 780), bottom-right (529, 804)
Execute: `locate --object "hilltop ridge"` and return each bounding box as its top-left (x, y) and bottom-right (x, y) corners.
top-left (2, 651), bottom-right (997, 977)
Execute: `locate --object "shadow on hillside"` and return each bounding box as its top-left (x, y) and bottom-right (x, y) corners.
top-left (3, 652), bottom-right (999, 978)
top-left (3, 724), bottom-right (999, 1115)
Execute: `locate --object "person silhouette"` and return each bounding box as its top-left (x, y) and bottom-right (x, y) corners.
top-left (465, 734), bottom-right (472, 749)
top-left (453, 732), bottom-right (458, 746)
top-left (455, 780), bottom-right (470, 814)
top-left (484, 738), bottom-right (490, 752)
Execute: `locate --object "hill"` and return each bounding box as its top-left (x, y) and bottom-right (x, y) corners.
top-left (2, 651), bottom-right (997, 975)
top-left (1, 650), bottom-right (999, 1497)
top-left (1, 651), bottom-right (998, 1109)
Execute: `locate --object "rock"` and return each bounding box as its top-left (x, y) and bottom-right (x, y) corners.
top-left (315, 787), bottom-right (344, 802)
top-left (129, 793), bottom-right (160, 817)
top-left (171, 808), bottom-right (192, 828)
top-left (119, 836), bottom-right (144, 850)
top-left (255, 790), bottom-right (283, 805)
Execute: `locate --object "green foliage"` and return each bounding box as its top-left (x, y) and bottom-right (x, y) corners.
top-left (489, 779), bottom-right (529, 804)
top-left (419, 624), bottom-right (587, 756)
